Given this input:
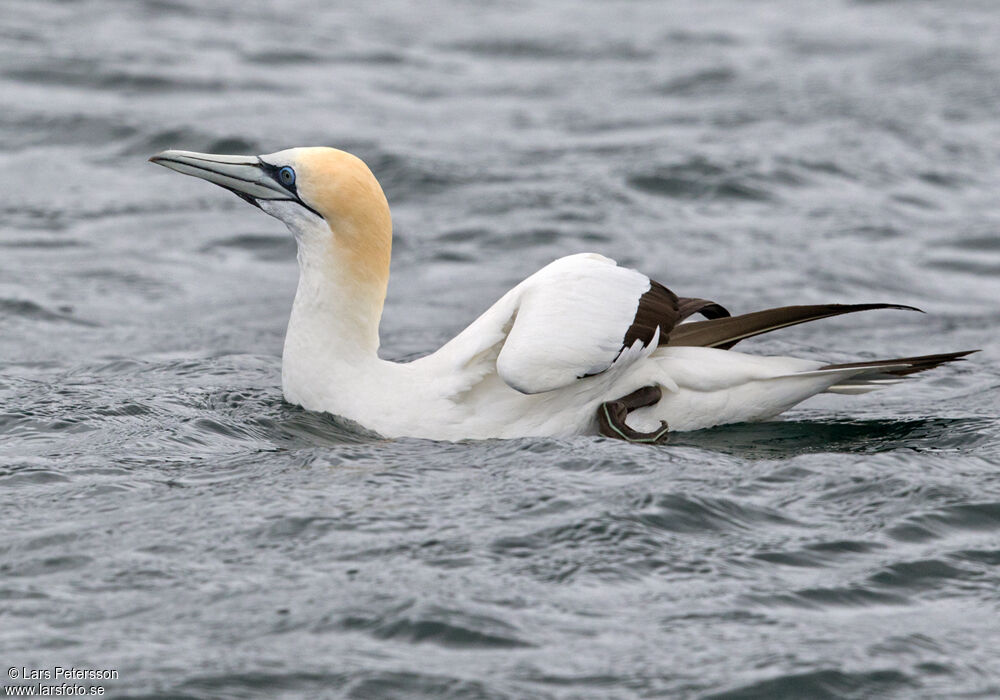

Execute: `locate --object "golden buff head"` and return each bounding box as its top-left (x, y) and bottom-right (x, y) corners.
top-left (286, 147), bottom-right (392, 290)
top-left (150, 145), bottom-right (394, 300)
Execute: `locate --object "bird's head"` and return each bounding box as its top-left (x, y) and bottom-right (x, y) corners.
top-left (149, 147), bottom-right (392, 296)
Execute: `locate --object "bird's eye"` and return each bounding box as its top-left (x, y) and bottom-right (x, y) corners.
top-left (278, 166), bottom-right (295, 186)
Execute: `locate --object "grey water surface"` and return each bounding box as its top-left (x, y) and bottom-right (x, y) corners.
top-left (2, 0), bottom-right (1000, 698)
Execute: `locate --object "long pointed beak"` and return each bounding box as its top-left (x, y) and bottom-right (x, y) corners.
top-left (148, 150), bottom-right (292, 207)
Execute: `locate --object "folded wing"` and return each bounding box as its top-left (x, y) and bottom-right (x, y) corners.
top-left (495, 254), bottom-right (728, 393)
top-left (438, 255), bottom-right (929, 398)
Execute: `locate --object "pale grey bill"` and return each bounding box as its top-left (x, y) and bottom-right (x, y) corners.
top-left (149, 150), bottom-right (289, 201)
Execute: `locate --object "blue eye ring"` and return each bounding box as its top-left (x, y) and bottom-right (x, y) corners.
top-left (278, 166), bottom-right (295, 187)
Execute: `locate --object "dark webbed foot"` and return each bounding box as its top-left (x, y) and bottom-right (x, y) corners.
top-left (597, 385), bottom-right (669, 444)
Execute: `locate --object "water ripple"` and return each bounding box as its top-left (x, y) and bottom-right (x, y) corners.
top-left (336, 604), bottom-right (534, 649)
top-left (2, 1), bottom-right (999, 698)
top-left (706, 668), bottom-right (915, 700)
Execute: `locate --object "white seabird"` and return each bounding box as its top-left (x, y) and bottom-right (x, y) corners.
top-left (149, 147), bottom-right (975, 443)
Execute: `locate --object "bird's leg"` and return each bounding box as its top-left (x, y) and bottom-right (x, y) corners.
top-left (597, 385), bottom-right (669, 444)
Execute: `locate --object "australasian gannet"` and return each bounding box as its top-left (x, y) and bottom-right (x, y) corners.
top-left (149, 147), bottom-right (976, 444)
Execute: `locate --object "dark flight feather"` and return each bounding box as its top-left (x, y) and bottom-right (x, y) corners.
top-left (665, 303), bottom-right (922, 350)
top-left (581, 282), bottom-right (732, 378)
top-left (621, 283), bottom-right (732, 352)
top-left (820, 350), bottom-right (978, 376)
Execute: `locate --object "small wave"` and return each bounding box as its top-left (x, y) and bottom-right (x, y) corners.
top-left (252, 404), bottom-right (381, 447)
top-left (253, 516), bottom-right (344, 541)
top-left (782, 156), bottom-right (856, 181)
top-left (927, 255), bottom-right (1000, 276)
top-left (662, 29), bottom-right (740, 46)
top-left (0, 298), bottom-right (96, 326)
top-left (950, 548), bottom-right (1000, 566)
top-left (946, 234), bottom-right (1000, 252)
top-left (624, 492), bottom-right (801, 534)
top-left (431, 226), bottom-right (594, 259)
top-left (867, 558), bottom-right (971, 592)
top-left (136, 0), bottom-right (202, 17)
top-left (445, 38), bottom-right (650, 61)
top-left (753, 539), bottom-right (884, 568)
top-left (74, 269), bottom-right (176, 300)
top-left (119, 129), bottom-right (262, 157)
top-left (92, 401), bottom-right (155, 418)
top-left (747, 585), bottom-right (909, 609)
top-left (654, 67), bottom-right (738, 96)
top-left (490, 491), bottom-right (800, 585)
top-left (242, 47), bottom-right (407, 66)
top-left (150, 670), bottom-right (353, 700)
top-left (200, 233), bottom-right (295, 262)
top-left (0, 468), bottom-right (71, 487)
top-left (626, 158), bottom-right (804, 202)
top-left (0, 205), bottom-right (70, 232)
top-left (345, 671), bottom-right (495, 700)
top-left (490, 515), bottom-right (658, 582)
top-left (2, 554), bottom-right (93, 578)
top-left (7, 63), bottom-right (287, 95)
top-left (888, 502), bottom-right (1000, 543)
top-left (21, 531), bottom-right (82, 552)
top-left (0, 237), bottom-right (86, 249)
top-left (673, 418), bottom-right (987, 458)
top-left (364, 150), bottom-right (470, 202)
top-left (331, 603), bottom-right (533, 649)
top-left (0, 113), bottom-right (137, 152)
top-left (0, 587), bottom-right (49, 601)
top-left (241, 48), bottom-right (324, 65)
top-left (706, 668), bottom-right (914, 699)
top-left (918, 170), bottom-right (969, 189)
top-left (890, 192), bottom-right (938, 210)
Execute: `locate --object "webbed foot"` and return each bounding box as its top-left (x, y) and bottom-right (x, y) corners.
top-left (597, 385), bottom-right (669, 444)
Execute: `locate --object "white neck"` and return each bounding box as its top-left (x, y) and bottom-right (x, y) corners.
top-left (267, 204), bottom-right (390, 411)
top-left (288, 234), bottom-right (382, 356)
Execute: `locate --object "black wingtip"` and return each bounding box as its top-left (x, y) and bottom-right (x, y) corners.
top-left (667, 302), bottom-right (936, 350)
top-left (820, 349), bottom-right (980, 376)
top-left (871, 303), bottom-right (924, 313)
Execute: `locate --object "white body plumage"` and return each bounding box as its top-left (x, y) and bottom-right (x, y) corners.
top-left (279, 246), bottom-right (870, 441)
